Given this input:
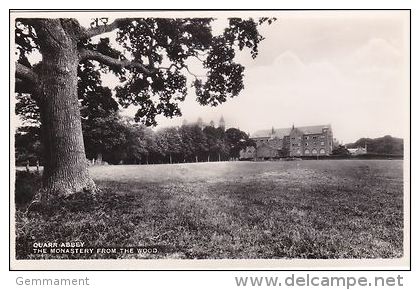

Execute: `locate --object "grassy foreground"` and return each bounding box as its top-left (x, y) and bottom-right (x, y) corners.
top-left (15, 160), bottom-right (404, 259)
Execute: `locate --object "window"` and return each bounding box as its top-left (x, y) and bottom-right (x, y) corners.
top-left (313, 142), bottom-right (317, 146)
top-left (320, 135), bottom-right (325, 139)
top-left (304, 149), bottom-right (310, 155)
top-left (305, 136), bottom-right (309, 140)
top-left (312, 149), bottom-right (318, 155)
top-left (321, 141), bottom-right (325, 146)
top-left (305, 142), bottom-right (309, 146)
top-left (320, 149), bottom-right (326, 155)
top-left (291, 137), bottom-right (295, 140)
top-left (312, 136), bottom-right (317, 139)
top-left (296, 149), bottom-right (301, 155)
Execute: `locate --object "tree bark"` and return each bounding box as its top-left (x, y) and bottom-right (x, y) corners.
top-left (35, 20), bottom-right (95, 200)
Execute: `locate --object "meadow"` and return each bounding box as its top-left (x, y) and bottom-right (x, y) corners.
top-left (15, 160), bottom-right (404, 259)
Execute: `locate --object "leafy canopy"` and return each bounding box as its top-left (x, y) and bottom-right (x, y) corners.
top-left (15, 17), bottom-right (275, 126)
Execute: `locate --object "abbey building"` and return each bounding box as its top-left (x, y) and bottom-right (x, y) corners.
top-left (240, 124), bottom-right (334, 159)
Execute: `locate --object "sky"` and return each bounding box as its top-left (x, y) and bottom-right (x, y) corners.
top-left (20, 11), bottom-right (410, 144)
top-left (128, 11), bottom-right (409, 144)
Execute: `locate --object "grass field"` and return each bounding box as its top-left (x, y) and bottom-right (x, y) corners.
top-left (15, 160), bottom-right (404, 259)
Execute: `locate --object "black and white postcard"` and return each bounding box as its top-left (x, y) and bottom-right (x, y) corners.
top-left (10, 10), bottom-right (410, 270)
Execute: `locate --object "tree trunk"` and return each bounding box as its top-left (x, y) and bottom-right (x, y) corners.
top-left (36, 21), bottom-right (95, 200)
top-left (96, 153), bottom-right (103, 164)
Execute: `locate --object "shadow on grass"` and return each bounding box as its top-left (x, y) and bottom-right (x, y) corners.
top-left (14, 160), bottom-right (404, 260)
top-left (14, 172), bottom-right (150, 259)
top-left (15, 171), bottom-right (41, 207)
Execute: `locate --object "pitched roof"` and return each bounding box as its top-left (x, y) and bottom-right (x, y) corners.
top-left (293, 124), bottom-right (331, 135)
top-left (256, 142), bottom-right (278, 150)
top-left (252, 128), bottom-right (290, 139)
top-left (251, 124), bottom-right (331, 138)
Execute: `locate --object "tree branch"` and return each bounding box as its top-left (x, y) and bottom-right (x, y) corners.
top-left (158, 63), bottom-right (204, 80)
top-left (183, 65), bottom-right (204, 79)
top-left (82, 18), bottom-right (155, 39)
top-left (79, 48), bottom-right (156, 75)
top-left (158, 63), bottom-right (183, 71)
top-left (82, 19), bottom-right (121, 39)
top-left (15, 63), bottom-right (38, 86)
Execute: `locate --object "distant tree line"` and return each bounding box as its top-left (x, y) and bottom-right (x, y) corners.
top-left (346, 135), bottom-right (404, 155)
top-left (15, 113), bottom-right (256, 166)
top-left (15, 57), bottom-right (255, 166)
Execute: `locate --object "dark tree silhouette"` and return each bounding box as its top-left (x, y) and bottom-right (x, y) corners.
top-left (14, 17), bottom-right (274, 201)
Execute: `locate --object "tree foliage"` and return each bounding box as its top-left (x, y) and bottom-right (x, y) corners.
top-left (346, 136), bottom-right (403, 155)
top-left (13, 16), bottom-right (274, 197)
top-left (15, 17), bottom-right (274, 126)
top-left (332, 145), bottom-right (350, 156)
top-left (15, 126), bottom-right (43, 165)
top-left (225, 127), bottom-right (255, 158)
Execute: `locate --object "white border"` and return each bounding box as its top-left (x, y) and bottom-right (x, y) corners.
top-left (9, 9), bottom-right (411, 271)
